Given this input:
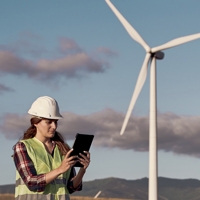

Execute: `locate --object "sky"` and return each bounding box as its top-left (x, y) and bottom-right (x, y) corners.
top-left (1, 0), bottom-right (200, 185)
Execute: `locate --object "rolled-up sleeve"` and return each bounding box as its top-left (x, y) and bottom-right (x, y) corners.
top-left (67, 167), bottom-right (82, 194)
top-left (13, 142), bottom-right (46, 192)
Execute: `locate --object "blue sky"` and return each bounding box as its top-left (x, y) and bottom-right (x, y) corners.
top-left (1, 0), bottom-right (200, 185)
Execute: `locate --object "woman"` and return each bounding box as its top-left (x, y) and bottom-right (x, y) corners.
top-left (13, 96), bottom-right (90, 200)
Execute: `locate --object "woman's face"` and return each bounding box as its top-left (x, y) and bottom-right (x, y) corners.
top-left (35, 118), bottom-right (58, 139)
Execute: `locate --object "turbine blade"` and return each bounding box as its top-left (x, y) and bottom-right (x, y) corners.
top-left (120, 53), bottom-right (151, 135)
top-left (105, 0), bottom-right (150, 53)
top-left (151, 33), bottom-right (200, 53)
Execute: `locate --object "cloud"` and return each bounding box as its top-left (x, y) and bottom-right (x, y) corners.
top-left (0, 83), bottom-right (15, 94)
top-left (0, 51), bottom-right (108, 81)
top-left (95, 47), bottom-right (118, 57)
top-left (0, 51), bottom-right (107, 79)
top-left (0, 113), bottom-right (29, 140)
top-left (0, 31), bottom-right (46, 58)
top-left (0, 51), bottom-right (34, 75)
top-left (0, 36), bottom-right (111, 83)
top-left (1, 109), bottom-right (200, 158)
top-left (35, 52), bottom-right (108, 80)
top-left (58, 37), bottom-right (82, 54)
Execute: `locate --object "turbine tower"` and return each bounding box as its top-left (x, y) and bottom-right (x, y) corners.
top-left (105, 0), bottom-right (200, 200)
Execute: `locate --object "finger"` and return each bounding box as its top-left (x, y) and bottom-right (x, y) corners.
top-left (78, 156), bottom-right (90, 163)
top-left (68, 159), bottom-right (78, 165)
top-left (81, 152), bottom-right (90, 160)
top-left (65, 149), bottom-right (74, 158)
top-left (78, 159), bottom-right (90, 168)
top-left (83, 151), bottom-right (90, 158)
top-left (79, 153), bottom-right (87, 159)
top-left (66, 159), bottom-right (78, 167)
top-left (68, 155), bottom-right (78, 162)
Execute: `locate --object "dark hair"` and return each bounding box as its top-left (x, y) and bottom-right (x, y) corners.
top-left (22, 117), bottom-right (70, 155)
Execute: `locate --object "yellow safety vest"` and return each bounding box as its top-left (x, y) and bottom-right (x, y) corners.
top-left (15, 137), bottom-right (71, 200)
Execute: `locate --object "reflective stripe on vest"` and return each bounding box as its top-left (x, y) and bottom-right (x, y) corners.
top-left (15, 193), bottom-right (70, 200)
top-left (16, 177), bottom-right (69, 187)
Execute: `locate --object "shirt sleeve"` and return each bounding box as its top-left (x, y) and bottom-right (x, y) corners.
top-left (13, 142), bottom-right (46, 192)
top-left (67, 167), bottom-right (82, 194)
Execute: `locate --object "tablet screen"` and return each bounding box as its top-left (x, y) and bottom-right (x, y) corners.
top-left (71, 133), bottom-right (94, 167)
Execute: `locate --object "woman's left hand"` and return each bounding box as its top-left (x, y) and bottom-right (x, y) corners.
top-left (72, 151), bottom-right (91, 188)
top-left (78, 151), bottom-right (90, 170)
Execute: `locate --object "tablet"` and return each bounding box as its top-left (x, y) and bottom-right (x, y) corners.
top-left (71, 133), bottom-right (94, 167)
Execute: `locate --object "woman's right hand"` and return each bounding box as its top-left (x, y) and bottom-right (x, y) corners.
top-left (46, 149), bottom-right (77, 184)
top-left (58, 149), bottom-right (77, 174)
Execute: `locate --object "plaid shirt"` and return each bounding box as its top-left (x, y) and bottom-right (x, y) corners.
top-left (13, 141), bottom-right (82, 193)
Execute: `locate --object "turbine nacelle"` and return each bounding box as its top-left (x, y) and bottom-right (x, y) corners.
top-left (151, 51), bottom-right (165, 60)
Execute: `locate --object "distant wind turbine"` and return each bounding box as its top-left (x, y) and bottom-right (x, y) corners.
top-left (105, 0), bottom-right (200, 200)
top-left (94, 190), bottom-right (102, 199)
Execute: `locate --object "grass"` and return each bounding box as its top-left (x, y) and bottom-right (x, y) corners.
top-left (0, 194), bottom-right (14, 200)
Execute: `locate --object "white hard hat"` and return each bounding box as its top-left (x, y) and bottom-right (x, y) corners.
top-left (28, 96), bottom-right (63, 119)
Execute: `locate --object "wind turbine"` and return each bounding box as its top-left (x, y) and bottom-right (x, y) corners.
top-left (94, 191), bottom-right (102, 199)
top-left (105, 0), bottom-right (200, 200)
